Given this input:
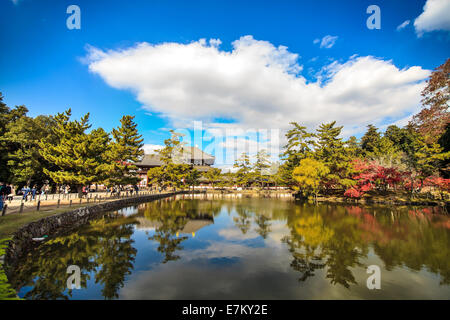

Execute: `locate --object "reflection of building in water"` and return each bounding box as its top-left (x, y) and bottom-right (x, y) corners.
top-left (117, 206), bottom-right (140, 216)
top-left (135, 215), bottom-right (213, 237)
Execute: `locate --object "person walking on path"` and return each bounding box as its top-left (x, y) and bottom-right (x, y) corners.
top-left (82, 186), bottom-right (88, 198)
top-left (22, 186), bottom-right (30, 201)
top-left (0, 183), bottom-right (5, 211)
top-left (31, 186), bottom-right (37, 200)
top-left (6, 184), bottom-right (12, 200)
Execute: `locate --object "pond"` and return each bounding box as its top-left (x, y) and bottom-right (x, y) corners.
top-left (8, 194), bottom-right (450, 299)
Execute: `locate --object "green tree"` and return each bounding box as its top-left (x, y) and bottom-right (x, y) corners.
top-left (204, 168), bottom-right (222, 189)
top-left (150, 131), bottom-right (198, 190)
top-left (281, 122), bottom-right (315, 186)
top-left (147, 166), bottom-right (165, 189)
top-left (103, 115), bottom-right (144, 187)
top-left (167, 164), bottom-right (191, 190)
top-left (253, 149), bottom-right (271, 188)
top-left (314, 122), bottom-right (354, 190)
top-left (361, 124), bottom-right (381, 155)
top-left (39, 109), bottom-right (110, 197)
top-left (415, 140), bottom-right (449, 189)
top-left (216, 171), bottom-right (235, 188)
top-left (399, 127), bottom-right (450, 193)
top-left (371, 136), bottom-right (402, 168)
top-left (234, 152), bottom-right (252, 187)
top-left (0, 93), bottom-right (29, 183)
top-left (184, 168), bottom-right (200, 191)
top-left (345, 136), bottom-right (361, 158)
top-left (438, 123), bottom-right (450, 177)
top-left (385, 125), bottom-right (404, 146)
top-left (158, 130), bottom-right (187, 165)
top-left (4, 115), bottom-right (57, 189)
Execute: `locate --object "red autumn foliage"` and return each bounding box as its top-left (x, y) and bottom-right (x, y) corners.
top-left (344, 187), bottom-right (362, 198)
top-left (424, 176), bottom-right (450, 190)
top-left (344, 159), bottom-right (408, 198)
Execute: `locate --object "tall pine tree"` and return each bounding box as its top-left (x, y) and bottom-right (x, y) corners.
top-left (361, 124), bottom-right (381, 155)
top-left (234, 152), bottom-right (252, 187)
top-left (103, 115), bottom-right (144, 187)
top-left (281, 122), bottom-right (315, 185)
top-left (254, 149), bottom-right (271, 188)
top-left (39, 109), bottom-right (110, 197)
top-left (314, 121), bottom-right (354, 190)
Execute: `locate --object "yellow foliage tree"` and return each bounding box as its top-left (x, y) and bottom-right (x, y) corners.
top-left (293, 158), bottom-right (330, 200)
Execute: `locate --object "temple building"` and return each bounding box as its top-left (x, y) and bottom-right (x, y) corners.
top-left (135, 146), bottom-right (215, 187)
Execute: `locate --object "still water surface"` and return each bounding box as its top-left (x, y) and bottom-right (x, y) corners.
top-left (10, 195), bottom-right (450, 299)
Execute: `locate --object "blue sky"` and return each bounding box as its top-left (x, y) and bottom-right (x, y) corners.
top-left (1, 0), bottom-right (449, 168)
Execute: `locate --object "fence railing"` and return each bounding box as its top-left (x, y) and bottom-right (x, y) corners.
top-left (1, 190), bottom-right (164, 216)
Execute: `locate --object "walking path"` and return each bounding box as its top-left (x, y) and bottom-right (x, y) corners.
top-left (1, 190), bottom-right (163, 216)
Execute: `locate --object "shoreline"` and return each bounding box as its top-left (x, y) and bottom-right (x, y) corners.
top-left (196, 189), bottom-right (449, 207)
top-left (309, 195), bottom-right (448, 208)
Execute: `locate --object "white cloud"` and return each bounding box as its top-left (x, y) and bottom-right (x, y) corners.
top-left (86, 36), bottom-right (429, 138)
top-left (414, 0), bottom-right (450, 36)
top-left (396, 20), bottom-right (410, 31)
top-left (316, 35), bottom-right (338, 49)
top-left (142, 144), bottom-right (163, 154)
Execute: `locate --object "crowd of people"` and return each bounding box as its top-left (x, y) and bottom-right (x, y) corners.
top-left (107, 185), bottom-right (140, 196)
top-left (0, 183), bottom-right (143, 210)
top-left (0, 182), bottom-right (147, 213)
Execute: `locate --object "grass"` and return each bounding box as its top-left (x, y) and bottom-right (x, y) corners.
top-left (0, 238), bottom-right (20, 300)
top-left (0, 204), bottom-right (92, 239)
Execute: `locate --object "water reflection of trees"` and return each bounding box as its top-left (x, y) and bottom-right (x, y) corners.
top-left (9, 215), bottom-right (137, 299)
top-left (142, 199), bottom-right (216, 263)
top-left (10, 199), bottom-right (220, 300)
top-left (254, 215), bottom-right (271, 239)
top-left (9, 199), bottom-right (450, 298)
top-left (364, 207), bottom-right (450, 285)
top-left (144, 201), bottom-right (189, 263)
top-left (233, 205), bottom-right (252, 234)
top-left (281, 203), bottom-right (450, 287)
top-left (281, 209), bottom-right (364, 287)
top-left (225, 198), bottom-right (449, 288)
